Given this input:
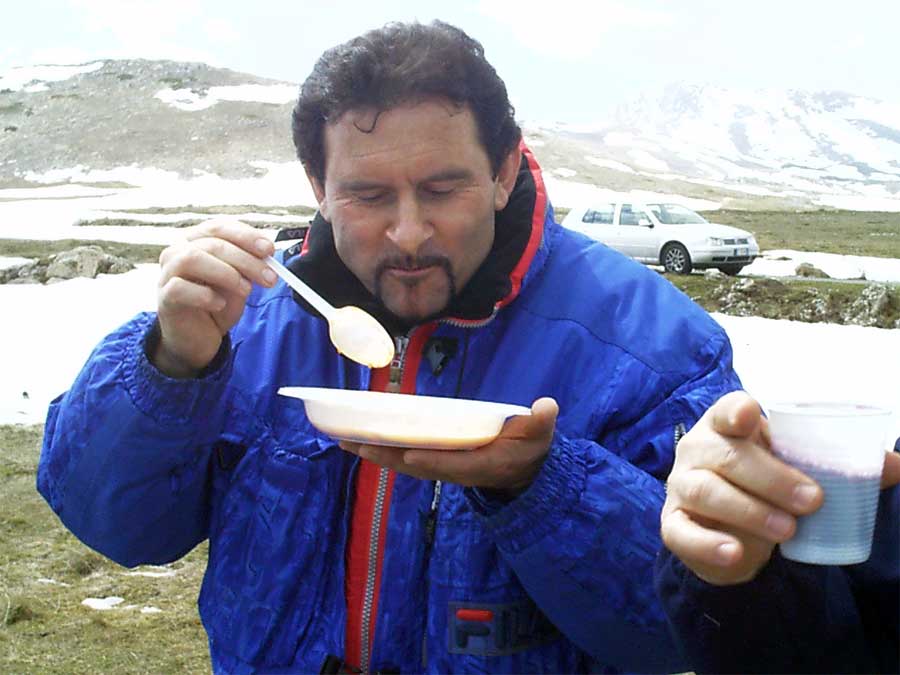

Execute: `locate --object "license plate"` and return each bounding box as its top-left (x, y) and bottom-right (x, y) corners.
top-left (735, 247), bottom-right (749, 256)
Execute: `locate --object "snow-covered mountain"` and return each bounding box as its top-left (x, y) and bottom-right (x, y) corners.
top-left (536, 83), bottom-right (900, 210)
top-left (2, 61), bottom-right (900, 210)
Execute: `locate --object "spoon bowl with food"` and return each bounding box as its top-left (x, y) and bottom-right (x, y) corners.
top-left (265, 255), bottom-right (394, 368)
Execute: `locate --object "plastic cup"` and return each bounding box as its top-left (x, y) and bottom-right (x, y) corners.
top-left (767, 402), bottom-right (892, 565)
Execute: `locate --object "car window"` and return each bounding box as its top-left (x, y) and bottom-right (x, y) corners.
top-left (620, 204), bottom-right (650, 226)
top-left (582, 204), bottom-right (615, 224)
top-left (647, 203), bottom-right (708, 225)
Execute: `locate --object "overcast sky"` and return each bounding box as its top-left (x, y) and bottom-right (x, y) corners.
top-left (3, 0), bottom-right (899, 124)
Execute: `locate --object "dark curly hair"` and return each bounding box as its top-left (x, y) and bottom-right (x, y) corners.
top-left (292, 21), bottom-right (521, 184)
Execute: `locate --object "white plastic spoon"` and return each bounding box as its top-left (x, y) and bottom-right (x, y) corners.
top-left (264, 255), bottom-right (395, 368)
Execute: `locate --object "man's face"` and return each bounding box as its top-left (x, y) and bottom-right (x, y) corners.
top-left (310, 100), bottom-right (518, 324)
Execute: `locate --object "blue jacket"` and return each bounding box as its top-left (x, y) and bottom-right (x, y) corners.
top-left (38, 150), bottom-right (742, 673)
top-left (654, 485), bottom-right (900, 674)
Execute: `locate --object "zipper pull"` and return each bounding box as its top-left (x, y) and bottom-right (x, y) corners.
top-left (387, 335), bottom-right (410, 392)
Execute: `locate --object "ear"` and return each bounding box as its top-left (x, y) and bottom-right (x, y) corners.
top-left (493, 146), bottom-right (521, 211)
top-left (306, 169), bottom-right (331, 221)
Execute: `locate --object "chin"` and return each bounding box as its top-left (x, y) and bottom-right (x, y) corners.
top-left (384, 295), bottom-right (450, 326)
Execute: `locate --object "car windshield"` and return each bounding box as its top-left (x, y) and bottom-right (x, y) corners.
top-left (647, 204), bottom-right (708, 225)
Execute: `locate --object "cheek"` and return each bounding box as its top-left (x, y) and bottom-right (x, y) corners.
top-left (333, 226), bottom-right (378, 276)
top-left (450, 216), bottom-right (495, 283)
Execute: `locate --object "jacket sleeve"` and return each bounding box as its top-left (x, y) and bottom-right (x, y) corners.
top-left (467, 333), bottom-right (742, 673)
top-left (653, 485), bottom-right (899, 675)
top-left (37, 312), bottom-right (235, 568)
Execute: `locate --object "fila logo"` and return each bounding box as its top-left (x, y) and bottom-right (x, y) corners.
top-left (448, 601), bottom-right (559, 656)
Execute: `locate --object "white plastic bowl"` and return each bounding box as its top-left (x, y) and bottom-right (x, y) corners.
top-left (278, 386), bottom-right (531, 450)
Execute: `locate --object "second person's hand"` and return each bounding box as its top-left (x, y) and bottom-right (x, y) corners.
top-left (660, 391), bottom-right (824, 585)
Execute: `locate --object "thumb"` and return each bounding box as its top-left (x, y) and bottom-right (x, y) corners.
top-left (882, 450), bottom-right (900, 489)
top-left (501, 397), bottom-right (559, 441)
top-left (711, 390), bottom-right (763, 439)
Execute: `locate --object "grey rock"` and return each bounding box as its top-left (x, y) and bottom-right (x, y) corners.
top-left (795, 262), bottom-right (830, 278)
top-left (46, 245), bottom-right (106, 279)
top-left (105, 259), bottom-right (135, 275)
top-left (1, 247), bottom-right (134, 285)
top-left (843, 284), bottom-right (893, 327)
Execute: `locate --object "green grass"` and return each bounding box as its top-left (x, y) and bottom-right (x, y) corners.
top-left (0, 426), bottom-right (211, 673)
top-left (703, 209), bottom-right (900, 259)
top-left (0, 239), bottom-right (165, 265)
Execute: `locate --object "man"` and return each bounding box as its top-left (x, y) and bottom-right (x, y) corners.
top-left (39, 21), bottom-right (742, 673)
top-left (656, 391), bottom-right (900, 673)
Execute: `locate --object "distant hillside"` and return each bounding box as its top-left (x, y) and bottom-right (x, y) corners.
top-left (0, 60), bottom-right (296, 182)
top-left (2, 62), bottom-right (899, 211)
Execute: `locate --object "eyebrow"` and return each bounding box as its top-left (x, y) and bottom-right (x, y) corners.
top-left (420, 168), bottom-right (475, 183)
top-left (336, 168), bottom-right (475, 193)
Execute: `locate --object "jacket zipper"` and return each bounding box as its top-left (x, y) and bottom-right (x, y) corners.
top-left (420, 479), bottom-right (442, 669)
top-left (359, 335), bottom-right (409, 673)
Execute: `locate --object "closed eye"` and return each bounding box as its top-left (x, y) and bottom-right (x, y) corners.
top-left (354, 191), bottom-right (387, 203)
top-left (422, 182), bottom-right (457, 199)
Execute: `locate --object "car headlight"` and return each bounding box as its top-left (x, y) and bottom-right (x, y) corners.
top-left (708, 237), bottom-right (725, 246)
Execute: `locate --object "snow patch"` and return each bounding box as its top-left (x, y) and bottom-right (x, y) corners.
top-left (82, 596), bottom-right (125, 611)
top-left (0, 257), bottom-right (32, 271)
top-left (155, 84), bottom-right (296, 111)
top-left (715, 314), bottom-right (900, 441)
top-left (23, 165), bottom-right (176, 186)
top-left (585, 156), bottom-right (636, 174)
top-left (0, 265), bottom-right (160, 424)
top-left (544, 176), bottom-right (721, 211)
top-left (744, 250), bottom-right (900, 283)
top-left (552, 168), bottom-right (578, 178)
top-left (123, 568), bottom-right (176, 578)
top-left (628, 150), bottom-right (670, 172)
top-left (0, 62), bottom-right (104, 91)
top-left (141, 606), bottom-right (163, 614)
top-left (37, 577), bottom-right (71, 587)
top-left (814, 194), bottom-right (900, 213)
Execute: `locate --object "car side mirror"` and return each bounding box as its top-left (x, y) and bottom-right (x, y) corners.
top-left (638, 218), bottom-right (652, 227)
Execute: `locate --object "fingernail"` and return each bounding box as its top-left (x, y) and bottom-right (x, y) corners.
top-left (792, 483), bottom-right (820, 510)
top-left (255, 238), bottom-right (271, 254)
top-left (262, 269), bottom-right (277, 286)
top-left (715, 542), bottom-right (739, 565)
top-left (765, 511), bottom-right (794, 538)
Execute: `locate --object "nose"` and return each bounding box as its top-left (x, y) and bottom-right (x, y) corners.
top-left (386, 194), bottom-right (432, 255)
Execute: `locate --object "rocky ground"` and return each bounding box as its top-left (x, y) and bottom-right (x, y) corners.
top-left (684, 274), bottom-right (900, 329)
top-left (0, 245), bottom-right (133, 284)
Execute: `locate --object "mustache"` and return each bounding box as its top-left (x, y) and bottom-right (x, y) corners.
top-left (376, 254), bottom-right (450, 272)
top-left (374, 254), bottom-right (456, 302)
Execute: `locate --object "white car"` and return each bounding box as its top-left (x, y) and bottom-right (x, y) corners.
top-left (561, 202), bottom-right (760, 275)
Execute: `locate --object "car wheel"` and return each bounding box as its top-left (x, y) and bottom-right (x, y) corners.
top-left (662, 243), bottom-right (692, 274)
top-left (718, 264), bottom-right (744, 276)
